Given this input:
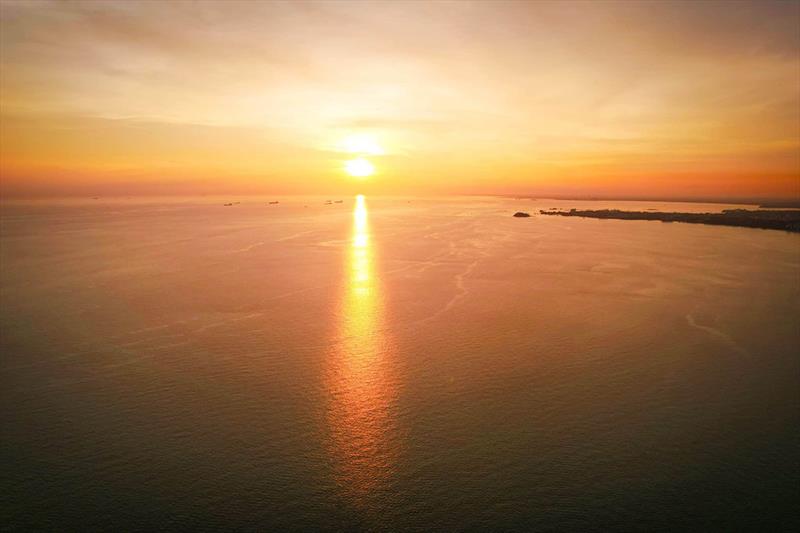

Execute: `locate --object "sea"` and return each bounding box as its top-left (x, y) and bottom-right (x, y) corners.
top-left (1, 196), bottom-right (798, 530)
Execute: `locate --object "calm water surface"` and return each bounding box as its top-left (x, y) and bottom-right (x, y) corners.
top-left (2, 196), bottom-right (798, 530)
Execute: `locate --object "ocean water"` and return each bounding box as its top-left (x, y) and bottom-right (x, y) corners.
top-left (1, 196), bottom-right (798, 530)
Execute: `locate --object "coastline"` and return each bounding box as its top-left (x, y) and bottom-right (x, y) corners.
top-left (538, 208), bottom-right (800, 233)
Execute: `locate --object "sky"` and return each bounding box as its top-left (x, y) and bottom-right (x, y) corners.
top-left (1, 0), bottom-right (798, 200)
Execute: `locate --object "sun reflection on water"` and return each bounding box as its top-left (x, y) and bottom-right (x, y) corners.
top-left (326, 195), bottom-right (396, 503)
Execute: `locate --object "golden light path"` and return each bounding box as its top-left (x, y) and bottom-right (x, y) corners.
top-left (326, 195), bottom-right (396, 504)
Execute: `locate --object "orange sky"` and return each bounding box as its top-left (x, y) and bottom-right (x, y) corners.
top-left (1, 0), bottom-right (798, 200)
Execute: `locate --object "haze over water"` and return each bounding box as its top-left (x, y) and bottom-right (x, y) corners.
top-left (2, 196), bottom-right (798, 530)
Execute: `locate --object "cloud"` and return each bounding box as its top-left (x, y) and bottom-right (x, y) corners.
top-left (1, 0), bottom-right (797, 198)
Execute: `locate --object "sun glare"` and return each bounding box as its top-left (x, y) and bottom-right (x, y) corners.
top-left (345, 158), bottom-right (375, 178)
top-left (340, 134), bottom-right (385, 156)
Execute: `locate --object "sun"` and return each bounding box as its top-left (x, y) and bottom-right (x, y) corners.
top-left (345, 158), bottom-right (375, 178)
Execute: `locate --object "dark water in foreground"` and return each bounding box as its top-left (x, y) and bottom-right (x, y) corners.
top-left (2, 196), bottom-right (799, 530)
